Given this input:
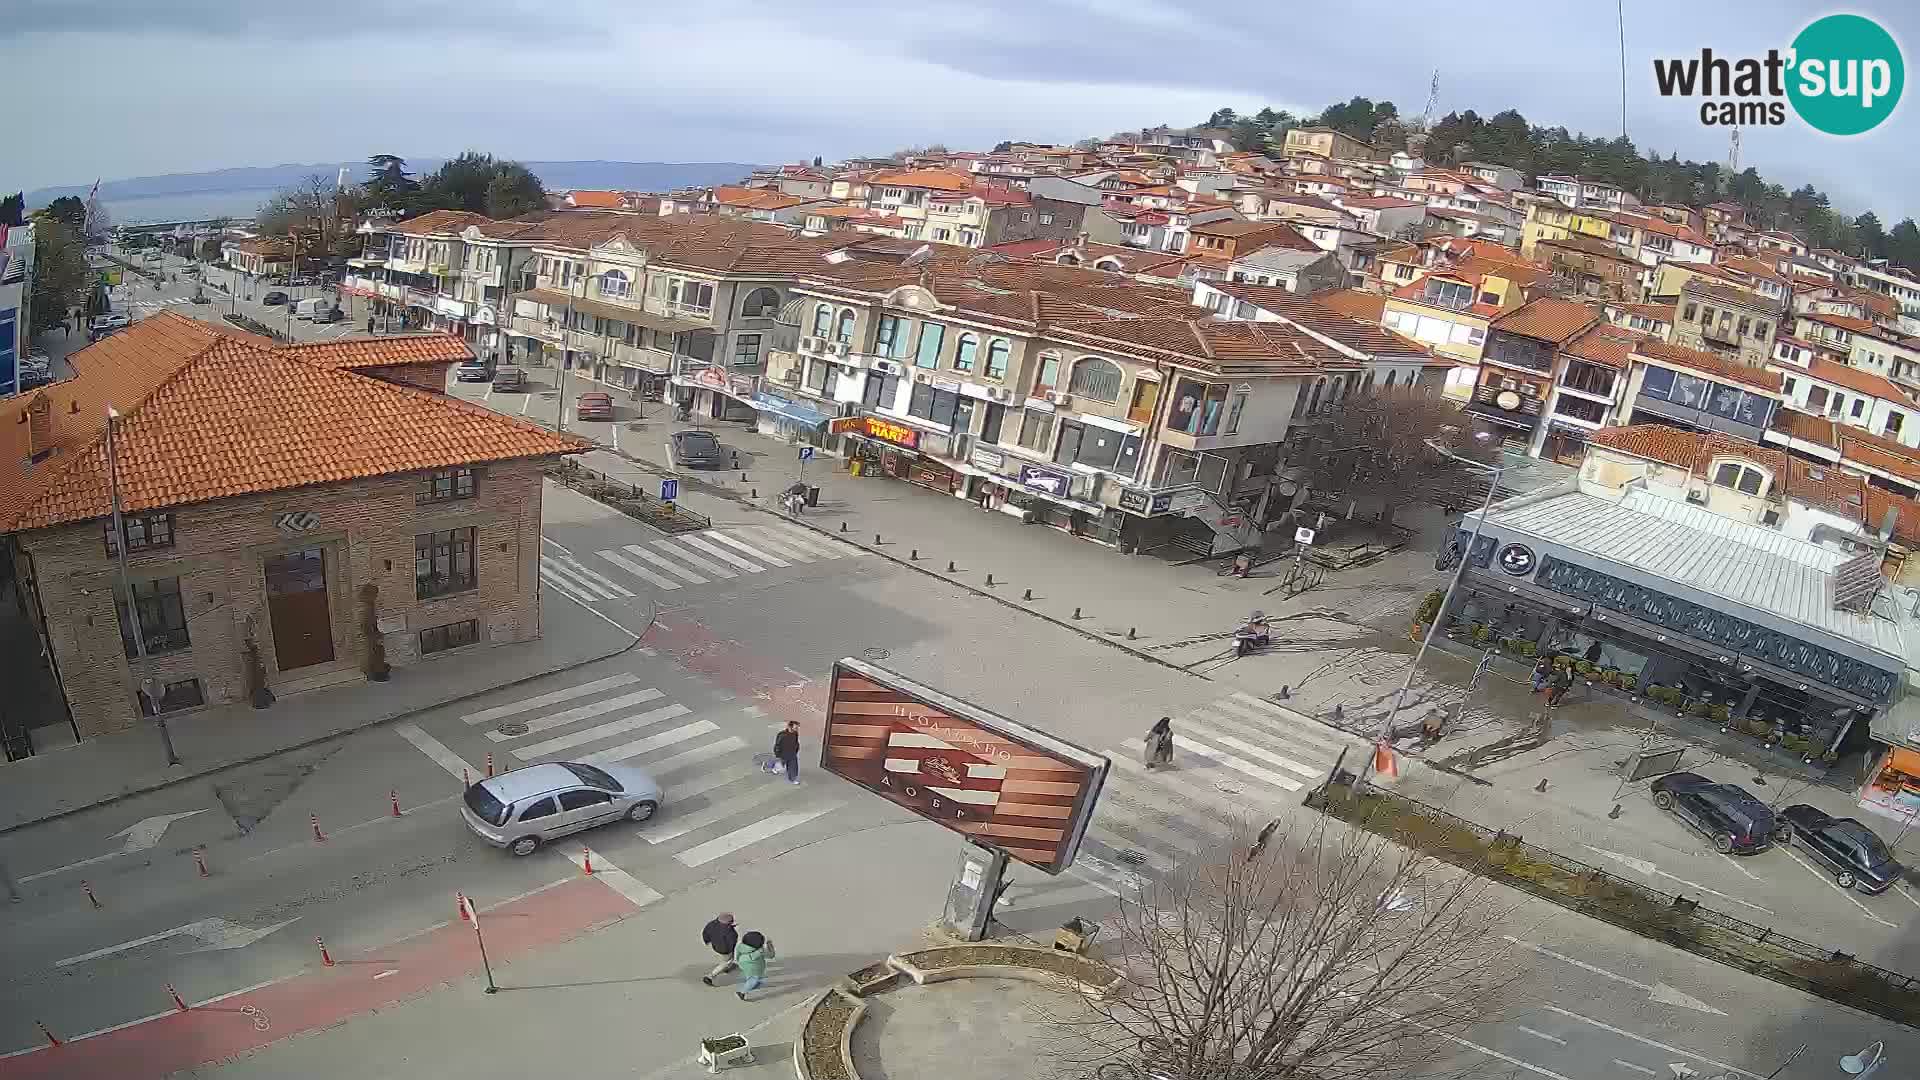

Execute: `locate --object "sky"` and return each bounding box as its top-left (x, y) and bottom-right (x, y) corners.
top-left (7, 0), bottom-right (1917, 221)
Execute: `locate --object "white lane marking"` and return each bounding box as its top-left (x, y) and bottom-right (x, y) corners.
top-left (1778, 847), bottom-right (1899, 927)
top-left (1181, 721), bottom-right (1326, 780)
top-left (1895, 881), bottom-right (1920, 911)
top-left (1092, 797), bottom-right (1207, 856)
top-left (1107, 751), bottom-right (1260, 818)
top-left (611, 422), bottom-right (620, 453)
top-left (783, 666), bottom-right (809, 681)
top-left (548, 555), bottom-right (635, 598)
top-left (1504, 938), bottom-right (1724, 1015)
top-left (610, 545), bottom-right (708, 584)
top-left (514, 704), bottom-right (693, 759)
top-left (663, 764), bottom-right (757, 803)
top-left (373, 969), bottom-right (398, 980)
top-left (484, 688), bottom-right (665, 741)
top-left (56, 917), bottom-right (299, 967)
top-left (703, 530), bottom-right (790, 567)
top-left (646, 778), bottom-right (796, 843)
top-left (1206, 697), bottom-right (1356, 756)
top-left (520, 392), bottom-right (534, 415)
top-left (755, 524), bottom-right (845, 559)
top-left (643, 542), bottom-right (736, 580)
top-left (1585, 847), bottom-right (1774, 915)
top-left (575, 720), bottom-right (720, 766)
top-left (1070, 852), bottom-right (1145, 897)
top-left (1542, 1007), bottom-right (1764, 1080)
top-left (679, 534), bottom-right (766, 572)
top-left (540, 535), bottom-right (575, 557)
top-left (596, 548), bottom-right (685, 591)
top-left (563, 846), bottom-right (662, 907)
top-left (396, 722), bottom-right (479, 781)
top-left (1717, 849), bottom-right (1761, 881)
top-left (21, 810), bottom-right (214, 882)
top-left (724, 529), bottom-right (814, 563)
top-left (1613, 1061), bottom-right (1657, 1076)
top-left (674, 805), bottom-right (837, 867)
top-left (540, 570), bottom-right (601, 606)
top-left (542, 573), bottom-right (642, 641)
top-left (541, 556), bottom-right (623, 600)
top-left (650, 737), bottom-right (749, 780)
top-left (462, 674), bottom-right (641, 725)
top-left (1514, 1026), bottom-right (1566, 1046)
top-left (1162, 735), bottom-right (1303, 792)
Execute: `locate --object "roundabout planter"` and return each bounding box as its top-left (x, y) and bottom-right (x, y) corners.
top-left (794, 987), bottom-right (866, 1080)
top-left (885, 944), bottom-right (1125, 999)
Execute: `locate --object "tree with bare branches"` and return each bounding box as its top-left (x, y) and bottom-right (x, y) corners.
top-left (1040, 818), bottom-right (1516, 1080)
top-left (1293, 386), bottom-right (1497, 527)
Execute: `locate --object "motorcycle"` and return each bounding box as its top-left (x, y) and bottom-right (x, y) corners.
top-left (1234, 610), bottom-right (1272, 657)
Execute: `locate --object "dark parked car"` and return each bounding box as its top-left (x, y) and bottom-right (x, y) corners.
top-left (491, 367), bottom-right (527, 391)
top-left (261, 290), bottom-right (288, 306)
top-left (1778, 804), bottom-right (1903, 892)
top-left (575, 392), bottom-right (616, 422)
top-left (669, 429), bottom-right (724, 469)
top-left (1650, 772), bottom-right (1784, 854)
top-left (455, 357), bottom-right (496, 382)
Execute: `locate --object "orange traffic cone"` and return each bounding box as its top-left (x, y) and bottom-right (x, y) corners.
top-left (1372, 739), bottom-right (1399, 782)
top-left (580, 845), bottom-right (594, 875)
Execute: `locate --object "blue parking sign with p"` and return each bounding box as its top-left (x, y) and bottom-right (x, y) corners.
top-left (798, 447), bottom-right (814, 462)
top-left (660, 477), bottom-right (678, 502)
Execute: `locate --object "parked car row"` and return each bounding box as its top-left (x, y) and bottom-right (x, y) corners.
top-left (1650, 771), bottom-right (1904, 893)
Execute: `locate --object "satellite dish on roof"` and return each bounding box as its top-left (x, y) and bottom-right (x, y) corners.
top-left (901, 244), bottom-right (933, 268)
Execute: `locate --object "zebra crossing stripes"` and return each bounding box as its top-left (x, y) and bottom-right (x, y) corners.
top-left (644, 776), bottom-right (793, 844)
top-left (484, 688), bottom-right (665, 741)
top-left (674, 806), bottom-right (836, 867)
top-left (597, 548), bottom-right (687, 591)
top-left (676, 535), bottom-right (765, 573)
top-left (541, 553), bottom-right (635, 602)
top-left (575, 720), bottom-right (721, 766)
top-left (614, 545), bottom-right (709, 584)
top-left (645, 540), bottom-right (735, 579)
top-left (512, 703), bottom-right (693, 759)
top-left (647, 737), bottom-right (748, 779)
top-left (703, 531), bottom-right (790, 567)
top-left (462, 674), bottom-right (640, 725)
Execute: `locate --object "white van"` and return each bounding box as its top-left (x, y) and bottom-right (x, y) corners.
top-left (293, 298), bottom-right (336, 321)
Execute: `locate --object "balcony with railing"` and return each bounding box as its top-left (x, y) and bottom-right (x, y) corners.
top-left (1557, 359), bottom-right (1617, 402)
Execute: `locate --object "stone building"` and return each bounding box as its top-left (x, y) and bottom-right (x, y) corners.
top-left (1, 313), bottom-right (585, 746)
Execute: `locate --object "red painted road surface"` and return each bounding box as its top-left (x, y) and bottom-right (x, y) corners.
top-left (0, 877), bottom-right (632, 1079)
top-left (647, 615), bottom-right (826, 735)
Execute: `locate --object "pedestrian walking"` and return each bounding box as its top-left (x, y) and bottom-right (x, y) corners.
top-left (700, 912), bottom-right (739, 985)
top-left (1144, 716), bottom-right (1174, 770)
top-left (1546, 668), bottom-right (1572, 709)
top-left (977, 485), bottom-right (993, 512)
top-left (733, 930), bottom-right (773, 1000)
top-left (773, 720), bottom-right (801, 785)
top-left (1530, 657), bottom-right (1553, 693)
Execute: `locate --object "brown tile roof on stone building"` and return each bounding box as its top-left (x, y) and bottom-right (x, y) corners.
top-left (1633, 339), bottom-right (1784, 393)
top-left (1840, 433), bottom-right (1920, 486)
top-left (1209, 286), bottom-right (1428, 357)
top-left (1682, 277), bottom-right (1785, 314)
top-left (282, 334), bottom-right (472, 370)
top-left (1562, 323), bottom-right (1645, 369)
top-left (1491, 297), bottom-right (1602, 344)
top-left (1588, 423), bottom-right (1789, 474)
top-left (1316, 289), bottom-right (1387, 323)
top-left (1799, 357), bottom-right (1914, 403)
top-left (1767, 408), bottom-right (1839, 450)
top-left (1048, 317), bottom-right (1355, 373)
top-left (0, 312), bottom-right (586, 534)
top-left (868, 169), bottom-right (974, 192)
top-left (393, 210), bottom-right (495, 236)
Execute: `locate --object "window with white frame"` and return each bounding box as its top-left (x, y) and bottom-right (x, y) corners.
top-left (1068, 356), bottom-right (1123, 402)
top-left (812, 304), bottom-right (833, 336)
top-left (985, 340), bottom-right (1010, 380)
top-left (732, 334), bottom-right (763, 367)
top-left (953, 334), bottom-right (977, 373)
top-left (598, 270), bottom-right (630, 298)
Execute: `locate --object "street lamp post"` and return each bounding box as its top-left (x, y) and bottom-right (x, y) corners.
top-left (1359, 435), bottom-right (1503, 786)
top-left (106, 407), bottom-right (180, 768)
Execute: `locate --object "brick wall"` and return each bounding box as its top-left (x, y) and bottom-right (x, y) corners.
top-left (19, 458), bottom-right (549, 739)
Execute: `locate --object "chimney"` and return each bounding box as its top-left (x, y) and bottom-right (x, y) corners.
top-left (25, 394), bottom-right (52, 458)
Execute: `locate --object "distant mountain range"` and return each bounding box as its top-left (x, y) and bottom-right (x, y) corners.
top-left (25, 159), bottom-right (759, 206)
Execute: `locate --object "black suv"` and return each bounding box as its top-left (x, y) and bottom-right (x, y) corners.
top-left (1650, 772), bottom-right (1783, 854)
top-left (1778, 804), bottom-right (1903, 893)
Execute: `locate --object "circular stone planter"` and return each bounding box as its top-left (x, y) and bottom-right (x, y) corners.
top-left (886, 944), bottom-right (1125, 1000)
top-left (794, 987), bottom-right (866, 1080)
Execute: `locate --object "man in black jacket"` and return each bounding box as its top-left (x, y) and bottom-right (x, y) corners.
top-left (774, 721), bottom-right (802, 785)
top-left (700, 912), bottom-right (738, 986)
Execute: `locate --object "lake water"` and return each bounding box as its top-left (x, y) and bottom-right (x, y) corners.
top-left (103, 188), bottom-right (278, 225)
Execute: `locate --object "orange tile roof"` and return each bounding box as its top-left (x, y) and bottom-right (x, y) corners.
top-left (1633, 339), bottom-right (1784, 394)
top-left (1767, 408), bottom-right (1838, 449)
top-left (1491, 297), bottom-right (1602, 344)
top-left (1049, 317), bottom-right (1356, 373)
top-left (394, 210), bottom-right (494, 236)
top-left (1801, 311), bottom-right (1885, 336)
top-left (1798, 357), bottom-right (1913, 403)
top-left (1, 312), bottom-right (586, 534)
top-left (566, 190), bottom-right (626, 208)
top-left (1562, 323), bottom-right (1645, 370)
top-left (1589, 423), bottom-right (1788, 474)
top-left (1316, 289), bottom-right (1387, 323)
top-left (1840, 434), bottom-right (1920, 485)
top-left (282, 334), bottom-right (471, 370)
top-left (1210, 286), bottom-right (1428, 357)
top-left (869, 169), bottom-right (974, 192)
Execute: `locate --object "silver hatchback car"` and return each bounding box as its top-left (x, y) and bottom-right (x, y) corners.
top-left (461, 761), bottom-right (662, 856)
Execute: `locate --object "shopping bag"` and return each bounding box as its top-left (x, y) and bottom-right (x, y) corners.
top-left (753, 752), bottom-right (779, 775)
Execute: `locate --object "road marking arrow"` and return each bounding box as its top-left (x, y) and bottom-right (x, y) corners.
top-left (1504, 937), bottom-right (1726, 1015)
top-left (21, 809), bottom-right (212, 882)
top-left (55, 916), bottom-right (298, 967)
top-left (1668, 1064), bottom-right (1697, 1079)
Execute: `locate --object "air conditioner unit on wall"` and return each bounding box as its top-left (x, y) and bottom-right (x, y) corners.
top-left (830, 341), bottom-right (850, 357)
top-left (1046, 391), bottom-right (1073, 407)
top-left (986, 386), bottom-right (1012, 402)
top-left (1685, 485), bottom-right (1708, 505)
top-left (872, 359), bottom-right (903, 376)
top-left (799, 336), bottom-right (821, 352)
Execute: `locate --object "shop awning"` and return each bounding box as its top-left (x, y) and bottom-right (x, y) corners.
top-left (752, 394), bottom-right (831, 428)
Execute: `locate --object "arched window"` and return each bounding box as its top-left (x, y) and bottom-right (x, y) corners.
top-left (834, 309), bottom-right (856, 344)
top-left (1307, 378), bottom-right (1326, 414)
top-left (598, 270), bottom-right (630, 298)
top-left (811, 304), bottom-right (832, 336)
top-left (953, 334), bottom-right (978, 373)
top-left (985, 340), bottom-right (1010, 380)
top-left (740, 287), bottom-right (781, 318)
top-left (1068, 356), bottom-right (1123, 402)
top-left (1330, 375), bottom-right (1347, 403)
top-left (1385, 370), bottom-right (1398, 389)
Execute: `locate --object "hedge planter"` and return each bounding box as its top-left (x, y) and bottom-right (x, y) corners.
top-left (839, 960), bottom-right (901, 998)
top-left (886, 944), bottom-right (1125, 1000)
top-left (794, 987), bottom-right (866, 1080)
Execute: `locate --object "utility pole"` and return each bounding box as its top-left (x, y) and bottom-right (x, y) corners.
top-left (107, 407), bottom-right (179, 767)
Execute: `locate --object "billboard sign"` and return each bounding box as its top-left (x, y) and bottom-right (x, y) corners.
top-left (821, 659), bottom-right (1108, 874)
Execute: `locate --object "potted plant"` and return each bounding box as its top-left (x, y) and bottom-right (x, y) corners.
top-left (359, 583), bottom-right (390, 682)
top-left (242, 637), bottom-right (274, 709)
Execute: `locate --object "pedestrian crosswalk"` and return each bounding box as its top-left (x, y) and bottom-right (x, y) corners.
top-left (455, 673), bottom-right (847, 873)
top-left (538, 522), bottom-right (858, 603)
top-left (130, 297), bottom-right (194, 313)
top-left (1069, 691), bottom-right (1363, 898)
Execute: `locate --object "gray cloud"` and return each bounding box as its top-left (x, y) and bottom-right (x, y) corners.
top-left (6, 0), bottom-right (1916, 222)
